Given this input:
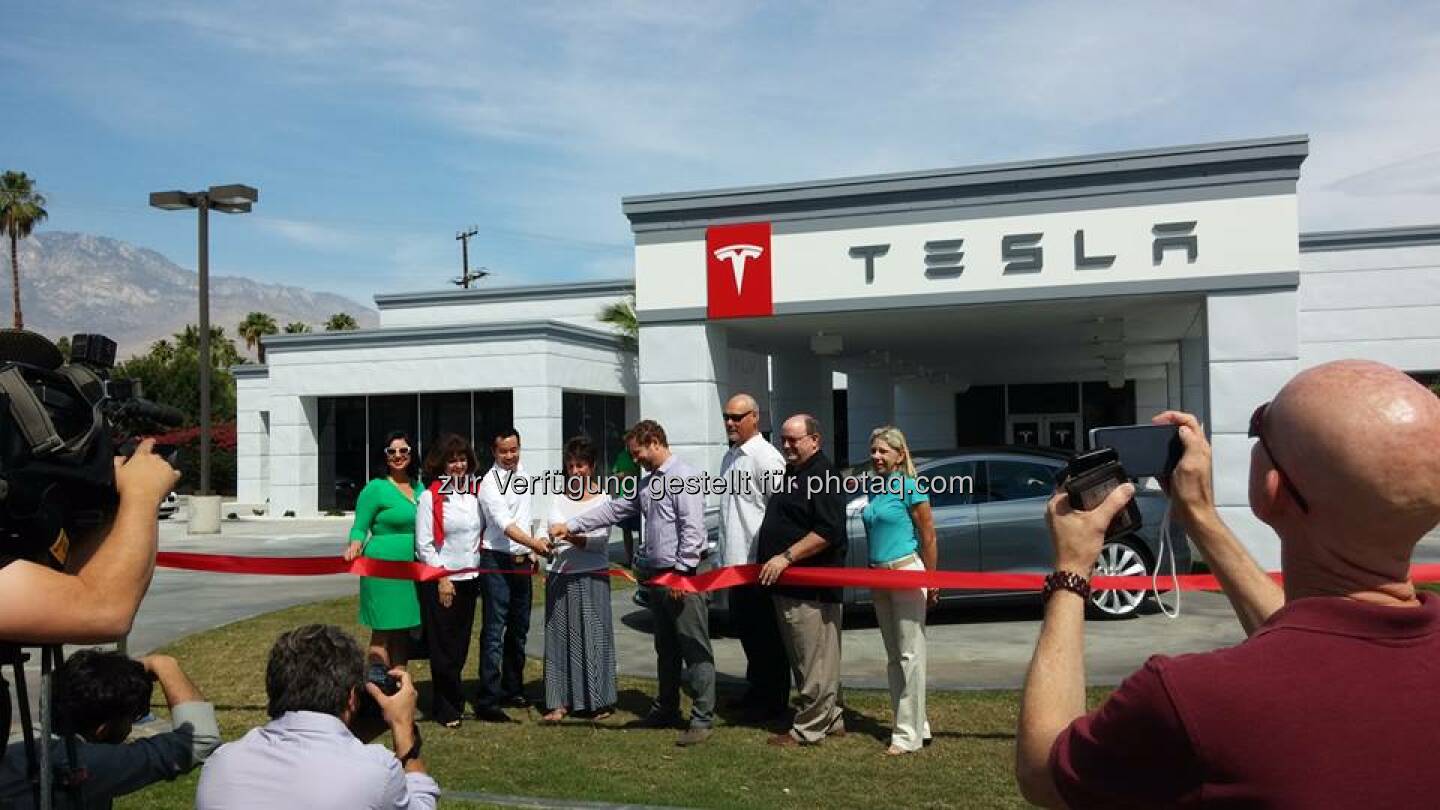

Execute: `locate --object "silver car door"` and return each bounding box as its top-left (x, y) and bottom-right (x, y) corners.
top-left (977, 457), bottom-right (1065, 574)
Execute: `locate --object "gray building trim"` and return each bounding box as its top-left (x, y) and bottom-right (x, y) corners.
top-left (624, 135), bottom-right (1308, 236)
top-left (1298, 225), bottom-right (1440, 253)
top-left (374, 278), bottom-right (633, 309)
top-left (230, 364), bottom-right (270, 379)
top-left (263, 320), bottom-right (631, 354)
top-left (634, 180), bottom-right (1298, 245)
top-left (635, 271), bottom-right (1299, 324)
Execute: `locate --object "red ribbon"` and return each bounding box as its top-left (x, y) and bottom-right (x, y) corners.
top-left (153, 552), bottom-right (1440, 594)
top-left (153, 552), bottom-right (635, 583)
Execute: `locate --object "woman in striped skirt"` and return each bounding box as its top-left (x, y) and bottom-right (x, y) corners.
top-left (541, 435), bottom-right (619, 722)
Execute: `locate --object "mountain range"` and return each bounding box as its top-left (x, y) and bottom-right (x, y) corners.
top-left (6, 231), bottom-right (376, 360)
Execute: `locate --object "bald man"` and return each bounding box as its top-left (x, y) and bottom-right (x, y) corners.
top-left (1016, 360), bottom-right (1440, 808)
top-left (717, 393), bottom-right (790, 719)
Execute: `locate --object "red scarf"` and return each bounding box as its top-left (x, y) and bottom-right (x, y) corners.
top-left (427, 480), bottom-right (446, 551)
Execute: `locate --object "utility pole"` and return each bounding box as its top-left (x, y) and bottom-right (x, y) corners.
top-left (454, 226), bottom-right (489, 289)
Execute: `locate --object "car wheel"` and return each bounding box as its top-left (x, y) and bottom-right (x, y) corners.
top-left (1087, 537), bottom-right (1152, 620)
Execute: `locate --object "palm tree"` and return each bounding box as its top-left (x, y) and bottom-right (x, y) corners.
top-left (599, 294), bottom-right (638, 351)
top-left (0, 171), bottom-right (48, 329)
top-left (237, 311), bottom-right (279, 363)
top-left (324, 312), bottom-right (358, 332)
top-left (283, 321), bottom-right (311, 334)
top-left (175, 324), bottom-right (242, 367)
top-left (149, 338), bottom-right (176, 363)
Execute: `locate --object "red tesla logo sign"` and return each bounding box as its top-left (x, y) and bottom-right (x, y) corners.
top-left (707, 222), bottom-right (772, 319)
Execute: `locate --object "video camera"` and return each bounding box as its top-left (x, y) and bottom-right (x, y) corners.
top-left (0, 329), bottom-right (184, 568)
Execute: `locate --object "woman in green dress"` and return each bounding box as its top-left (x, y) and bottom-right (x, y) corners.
top-left (343, 430), bottom-right (423, 668)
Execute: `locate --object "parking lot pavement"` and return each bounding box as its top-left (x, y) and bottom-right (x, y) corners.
top-left (125, 514), bottom-right (359, 655)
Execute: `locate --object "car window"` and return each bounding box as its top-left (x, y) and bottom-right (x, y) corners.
top-left (923, 461), bottom-right (976, 508)
top-left (983, 460), bottom-right (1059, 502)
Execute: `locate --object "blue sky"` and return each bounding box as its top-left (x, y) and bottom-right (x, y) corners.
top-left (4, 1), bottom-right (1439, 304)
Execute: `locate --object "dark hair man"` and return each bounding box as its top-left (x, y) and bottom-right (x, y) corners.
top-left (551, 419), bottom-right (716, 746)
top-left (196, 624), bottom-right (438, 810)
top-left (756, 414), bottom-right (848, 747)
top-left (474, 426), bottom-right (551, 722)
top-left (1017, 360), bottom-right (1440, 807)
top-left (0, 651), bottom-right (218, 809)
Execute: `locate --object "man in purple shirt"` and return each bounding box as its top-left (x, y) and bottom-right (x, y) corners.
top-left (196, 624), bottom-right (439, 810)
top-left (1016, 360), bottom-right (1440, 808)
top-left (551, 419), bottom-right (715, 747)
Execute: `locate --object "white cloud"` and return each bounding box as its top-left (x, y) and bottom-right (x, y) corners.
top-left (254, 217), bottom-right (357, 252)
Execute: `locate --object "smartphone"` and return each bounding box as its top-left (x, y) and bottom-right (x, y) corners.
top-left (1089, 424), bottom-right (1182, 479)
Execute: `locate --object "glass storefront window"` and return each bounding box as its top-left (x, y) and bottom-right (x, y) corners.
top-left (317, 395), bottom-right (366, 511)
top-left (562, 391), bottom-right (627, 473)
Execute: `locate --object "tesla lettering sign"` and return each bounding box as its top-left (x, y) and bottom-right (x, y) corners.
top-left (707, 222), bottom-right (772, 319)
top-left (851, 222), bottom-right (1198, 283)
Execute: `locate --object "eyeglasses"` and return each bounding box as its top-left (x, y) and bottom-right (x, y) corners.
top-left (780, 433), bottom-right (817, 445)
top-left (722, 410), bottom-right (754, 423)
top-left (1248, 402), bottom-right (1309, 513)
top-left (384, 446), bottom-right (411, 457)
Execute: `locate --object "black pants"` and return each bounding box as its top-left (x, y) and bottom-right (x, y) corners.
top-left (730, 584), bottom-right (792, 713)
top-left (476, 550), bottom-right (534, 709)
top-left (418, 576), bottom-right (479, 724)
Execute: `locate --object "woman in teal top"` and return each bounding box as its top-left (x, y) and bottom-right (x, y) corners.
top-left (343, 430), bottom-right (422, 668)
top-left (860, 425), bottom-right (938, 756)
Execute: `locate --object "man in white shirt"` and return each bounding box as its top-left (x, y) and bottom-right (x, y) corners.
top-left (195, 624), bottom-right (438, 810)
top-left (717, 393), bottom-right (791, 720)
top-left (474, 426), bottom-right (551, 722)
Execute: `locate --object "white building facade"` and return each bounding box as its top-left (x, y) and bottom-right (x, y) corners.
top-left (236, 134), bottom-right (1440, 569)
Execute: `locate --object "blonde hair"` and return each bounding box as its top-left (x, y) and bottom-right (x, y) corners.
top-left (869, 425), bottom-right (916, 478)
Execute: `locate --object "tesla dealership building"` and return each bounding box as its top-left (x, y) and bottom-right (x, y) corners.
top-left (236, 134), bottom-right (1440, 568)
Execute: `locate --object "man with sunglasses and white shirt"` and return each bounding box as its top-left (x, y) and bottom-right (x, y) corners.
top-left (1017, 360), bottom-right (1440, 808)
top-left (717, 393), bottom-right (789, 721)
top-left (473, 426), bottom-right (551, 723)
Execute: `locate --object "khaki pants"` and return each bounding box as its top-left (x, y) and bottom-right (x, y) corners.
top-left (872, 557), bottom-right (931, 751)
top-left (774, 595), bottom-right (844, 743)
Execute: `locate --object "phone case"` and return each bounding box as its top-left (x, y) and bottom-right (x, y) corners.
top-left (1063, 459), bottom-right (1142, 539)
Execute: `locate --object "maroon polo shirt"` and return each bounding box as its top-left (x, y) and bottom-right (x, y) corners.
top-left (1050, 592), bottom-right (1440, 808)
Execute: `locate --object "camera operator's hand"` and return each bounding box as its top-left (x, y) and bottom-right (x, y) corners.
top-left (1045, 482), bottom-right (1136, 576)
top-left (1152, 411), bottom-right (1217, 528)
top-left (365, 667), bottom-right (418, 733)
top-left (114, 438), bottom-right (180, 505)
top-left (140, 653), bottom-right (177, 677)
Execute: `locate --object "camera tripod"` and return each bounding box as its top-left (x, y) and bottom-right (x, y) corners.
top-left (1, 643), bottom-right (84, 810)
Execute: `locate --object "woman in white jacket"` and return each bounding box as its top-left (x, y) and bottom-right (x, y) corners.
top-left (414, 433), bottom-right (485, 728)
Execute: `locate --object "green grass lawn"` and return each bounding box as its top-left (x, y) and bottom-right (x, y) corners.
top-left (112, 581), bottom-right (1110, 809)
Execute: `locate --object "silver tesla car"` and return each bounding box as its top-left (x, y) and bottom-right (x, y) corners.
top-left (837, 447), bottom-right (1190, 619)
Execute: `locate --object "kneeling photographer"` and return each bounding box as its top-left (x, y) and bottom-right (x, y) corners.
top-left (196, 624), bottom-right (439, 810)
top-left (0, 650), bottom-right (219, 808)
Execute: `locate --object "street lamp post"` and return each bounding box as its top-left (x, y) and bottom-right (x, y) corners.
top-left (149, 184), bottom-right (257, 531)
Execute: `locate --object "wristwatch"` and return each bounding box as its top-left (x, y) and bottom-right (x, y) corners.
top-left (396, 723), bottom-right (423, 765)
top-left (782, 549), bottom-right (795, 563)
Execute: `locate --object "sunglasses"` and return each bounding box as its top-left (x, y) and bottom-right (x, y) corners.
top-left (1248, 402), bottom-right (1309, 513)
top-left (384, 446), bottom-right (411, 457)
top-left (722, 410), bottom-right (754, 423)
